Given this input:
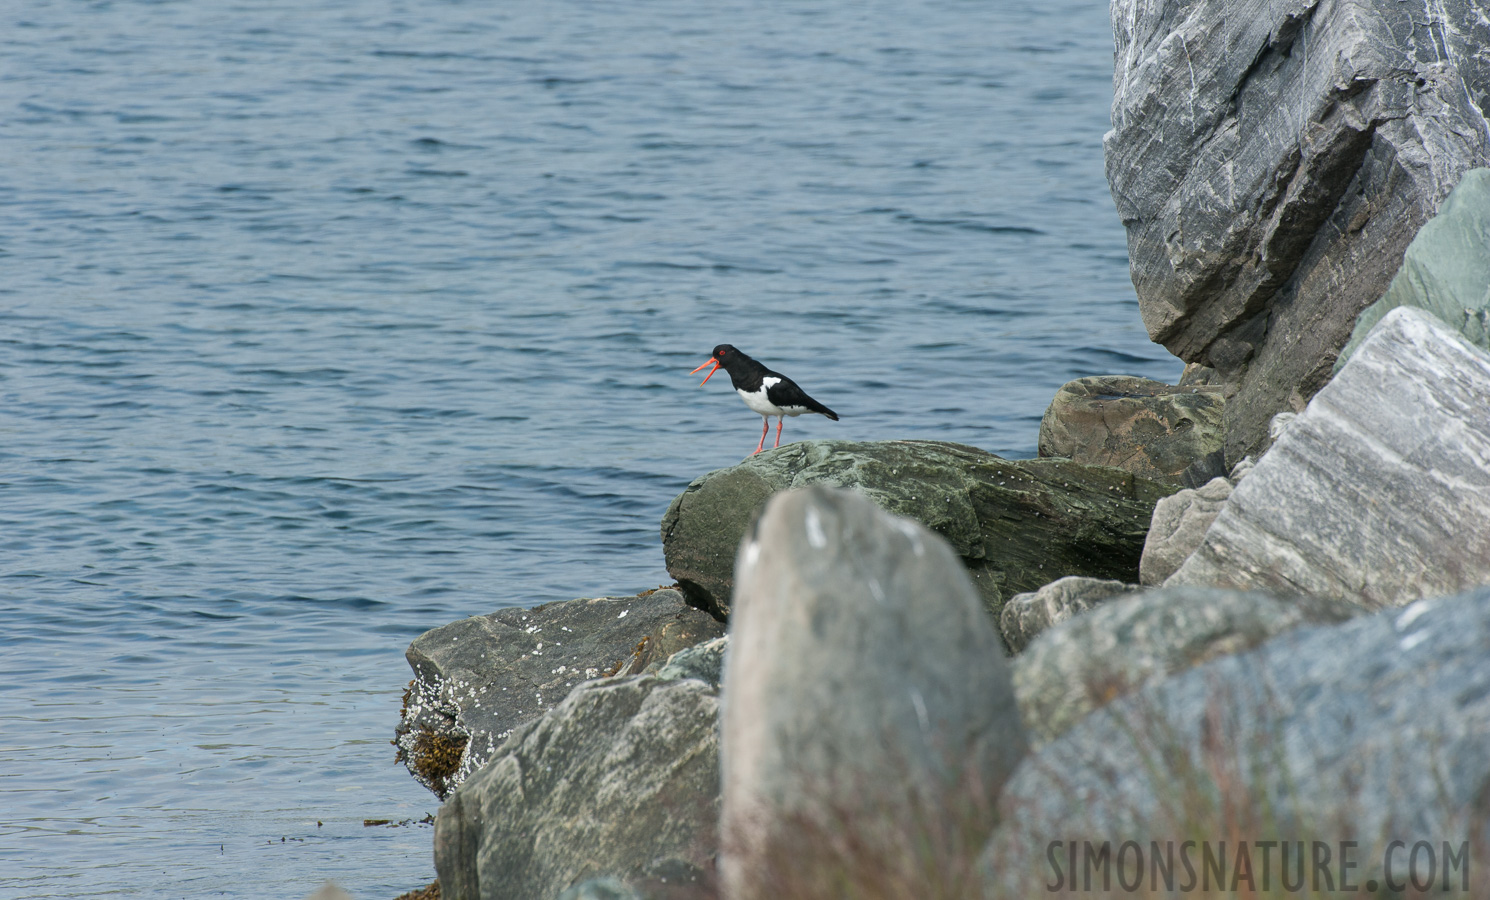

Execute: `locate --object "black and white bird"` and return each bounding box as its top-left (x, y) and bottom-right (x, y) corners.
top-left (690, 344), bottom-right (840, 455)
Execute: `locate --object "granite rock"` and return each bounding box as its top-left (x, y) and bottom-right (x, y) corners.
top-left (1107, 0), bottom-right (1490, 463)
top-left (434, 676), bottom-right (719, 900)
top-left (395, 589), bottom-right (724, 797)
top-left (1168, 307), bottom-right (1490, 609)
top-left (655, 636), bottom-right (728, 689)
top-left (661, 439), bottom-right (1175, 620)
top-left (998, 576), bottom-right (1141, 654)
top-left (1037, 375), bottom-right (1224, 486)
top-left (1139, 476), bottom-right (1233, 585)
top-left (987, 586), bottom-right (1490, 896)
top-left (1338, 167), bottom-right (1490, 369)
top-left (1012, 586), bottom-right (1360, 746)
top-left (720, 487), bottom-right (1027, 898)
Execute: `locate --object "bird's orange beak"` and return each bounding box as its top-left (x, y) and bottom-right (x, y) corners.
top-left (691, 357), bottom-right (721, 386)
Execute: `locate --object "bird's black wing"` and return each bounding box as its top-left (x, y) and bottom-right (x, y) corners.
top-left (766, 375), bottom-right (839, 420)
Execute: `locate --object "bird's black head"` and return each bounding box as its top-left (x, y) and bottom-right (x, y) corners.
top-left (691, 344), bottom-right (749, 385)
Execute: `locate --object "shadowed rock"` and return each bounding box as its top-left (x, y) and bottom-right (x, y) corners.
top-left (986, 586), bottom-right (1490, 897)
top-left (1106, 0), bottom-right (1490, 463)
top-left (662, 439), bottom-right (1174, 621)
top-left (1012, 586), bottom-right (1360, 746)
top-left (1168, 307), bottom-right (1490, 608)
top-left (720, 486), bottom-right (1027, 899)
top-left (1037, 375), bottom-right (1224, 485)
top-left (999, 576), bottom-right (1141, 654)
top-left (395, 589), bottom-right (723, 797)
top-left (435, 676), bottom-right (719, 900)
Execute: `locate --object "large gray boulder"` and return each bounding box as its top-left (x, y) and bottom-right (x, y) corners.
top-left (395, 590), bottom-right (724, 797)
top-left (1011, 586), bottom-right (1360, 746)
top-left (1106, 0), bottom-right (1490, 463)
top-left (661, 439), bottom-right (1175, 620)
top-left (1037, 375), bottom-right (1225, 485)
top-left (434, 675), bottom-right (720, 900)
top-left (1338, 167), bottom-right (1490, 368)
top-left (998, 576), bottom-right (1141, 654)
top-left (986, 586), bottom-right (1490, 896)
top-left (1139, 476), bottom-right (1233, 585)
top-left (720, 487), bottom-right (1028, 899)
top-left (1169, 307), bottom-right (1490, 609)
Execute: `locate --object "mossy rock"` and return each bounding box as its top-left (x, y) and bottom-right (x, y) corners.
top-left (661, 439), bottom-right (1176, 624)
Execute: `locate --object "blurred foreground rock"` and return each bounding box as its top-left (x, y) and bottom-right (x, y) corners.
top-left (662, 439), bottom-right (1174, 620)
top-left (1012, 586), bottom-right (1360, 746)
top-left (395, 590), bottom-right (723, 797)
top-left (434, 675), bottom-right (719, 900)
top-left (1106, 0), bottom-right (1490, 463)
top-left (987, 586), bottom-right (1490, 896)
top-left (720, 486), bottom-right (1027, 899)
top-left (1169, 307), bottom-right (1490, 607)
top-left (558, 879), bottom-right (644, 900)
top-left (1037, 375), bottom-right (1224, 485)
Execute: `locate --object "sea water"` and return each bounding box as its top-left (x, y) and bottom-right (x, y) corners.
top-left (0, 1), bottom-right (1179, 896)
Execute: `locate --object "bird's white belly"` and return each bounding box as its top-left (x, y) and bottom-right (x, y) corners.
top-left (738, 380), bottom-right (804, 417)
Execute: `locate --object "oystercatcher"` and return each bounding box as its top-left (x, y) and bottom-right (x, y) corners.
top-left (691, 344), bottom-right (840, 454)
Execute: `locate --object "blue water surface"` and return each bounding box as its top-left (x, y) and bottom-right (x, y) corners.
top-left (0, 1), bottom-right (1179, 896)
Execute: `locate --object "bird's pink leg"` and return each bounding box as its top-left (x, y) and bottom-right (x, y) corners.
top-left (774, 417), bottom-right (784, 448)
top-left (753, 419), bottom-right (768, 455)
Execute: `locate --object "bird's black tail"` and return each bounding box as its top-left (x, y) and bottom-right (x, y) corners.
top-left (810, 399), bottom-right (839, 421)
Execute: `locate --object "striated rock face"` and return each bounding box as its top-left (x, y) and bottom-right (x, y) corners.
top-left (1011, 586), bottom-right (1361, 746)
top-left (1106, 0), bottom-right (1490, 463)
top-left (986, 586), bottom-right (1490, 896)
top-left (661, 439), bottom-right (1174, 621)
top-left (998, 576), bottom-right (1141, 654)
top-left (394, 590), bottom-right (723, 797)
top-left (720, 487), bottom-right (1027, 899)
top-left (1338, 167), bottom-right (1490, 368)
top-left (434, 675), bottom-right (720, 900)
top-left (1037, 375), bottom-right (1224, 485)
top-left (1168, 307), bottom-right (1490, 608)
top-left (1139, 475), bottom-right (1233, 585)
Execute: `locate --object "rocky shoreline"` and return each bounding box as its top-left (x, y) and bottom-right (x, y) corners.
top-left (364, 0), bottom-right (1490, 896)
